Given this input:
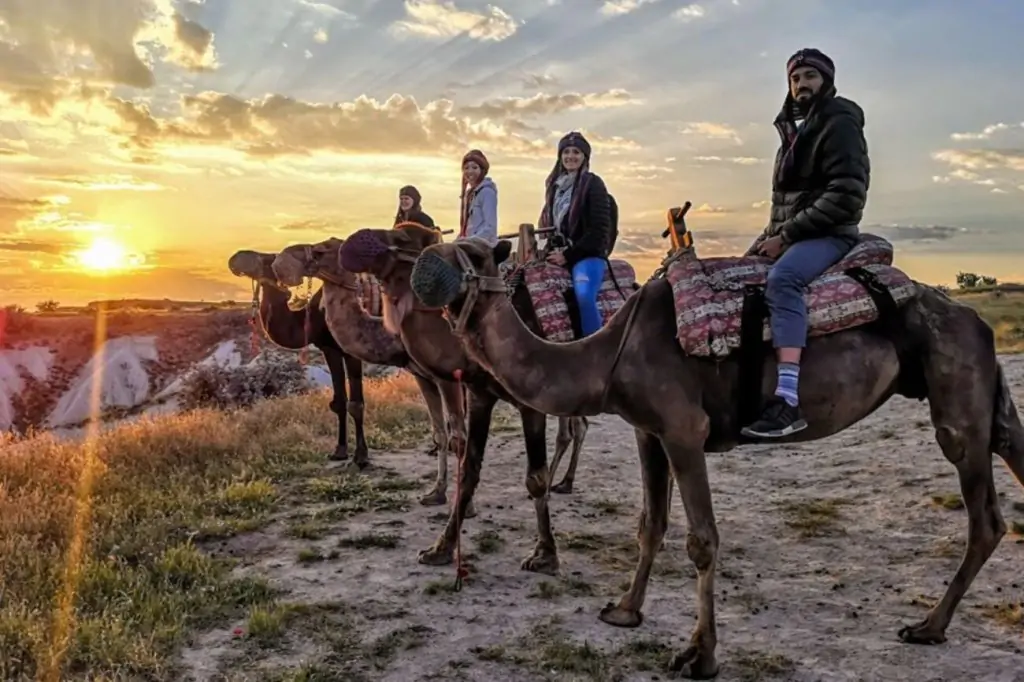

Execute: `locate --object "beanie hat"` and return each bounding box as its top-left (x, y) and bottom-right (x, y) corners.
top-left (398, 185), bottom-right (421, 204)
top-left (461, 149), bottom-right (489, 177)
top-left (787, 48), bottom-right (835, 83)
top-left (557, 131), bottom-right (591, 160)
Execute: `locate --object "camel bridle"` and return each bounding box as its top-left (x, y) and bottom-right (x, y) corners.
top-left (441, 246), bottom-right (509, 336)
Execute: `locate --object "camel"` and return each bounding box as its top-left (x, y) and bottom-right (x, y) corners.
top-left (263, 244), bottom-right (474, 515)
top-left (228, 249), bottom-right (369, 464)
top-left (405, 234), bottom-right (1024, 679)
top-left (323, 228), bottom-right (590, 574)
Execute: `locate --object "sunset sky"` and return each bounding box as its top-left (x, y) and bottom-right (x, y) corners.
top-left (1, 0), bottom-right (1023, 307)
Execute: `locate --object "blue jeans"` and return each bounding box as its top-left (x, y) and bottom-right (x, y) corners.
top-left (572, 257), bottom-right (606, 336)
top-left (765, 236), bottom-right (854, 348)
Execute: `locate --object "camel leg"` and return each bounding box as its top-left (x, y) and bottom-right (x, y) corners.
top-left (417, 389), bottom-right (495, 565)
top-left (439, 379), bottom-right (477, 519)
top-left (547, 417), bottom-right (573, 494)
top-left (600, 428), bottom-right (671, 628)
top-left (663, 434), bottom-right (720, 680)
top-left (993, 363), bottom-right (1024, 489)
top-left (343, 354), bottom-right (369, 468)
top-left (321, 346), bottom-right (350, 462)
top-left (411, 375), bottom-right (451, 508)
top-left (552, 416), bottom-right (588, 494)
top-left (519, 407), bottom-right (560, 576)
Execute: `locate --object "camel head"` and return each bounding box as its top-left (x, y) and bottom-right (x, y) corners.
top-left (409, 237), bottom-right (513, 334)
top-left (272, 238), bottom-right (353, 288)
top-left (228, 249), bottom-right (280, 286)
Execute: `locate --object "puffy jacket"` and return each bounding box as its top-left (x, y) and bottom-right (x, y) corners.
top-left (540, 171), bottom-right (612, 269)
top-left (747, 92), bottom-right (870, 253)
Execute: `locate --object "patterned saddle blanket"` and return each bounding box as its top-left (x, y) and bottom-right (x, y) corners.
top-left (666, 234), bottom-right (917, 357)
top-left (355, 273), bottom-right (383, 318)
top-left (506, 259), bottom-right (638, 342)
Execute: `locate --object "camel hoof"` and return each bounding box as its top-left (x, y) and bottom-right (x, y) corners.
top-left (598, 603), bottom-right (643, 628)
top-left (417, 546), bottom-right (453, 566)
top-left (328, 447), bottom-right (349, 462)
top-left (668, 645), bottom-right (719, 679)
top-left (463, 501), bottom-right (478, 519)
top-left (419, 489), bottom-right (448, 507)
top-left (351, 449), bottom-right (369, 469)
top-left (425, 445), bottom-right (439, 458)
top-left (550, 480), bottom-right (574, 495)
top-left (520, 550), bottom-right (559, 576)
top-left (897, 621), bottom-right (947, 645)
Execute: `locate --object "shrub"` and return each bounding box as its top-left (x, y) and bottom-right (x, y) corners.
top-left (178, 358), bottom-right (311, 410)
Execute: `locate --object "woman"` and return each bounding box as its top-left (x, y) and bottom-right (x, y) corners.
top-left (458, 149), bottom-right (498, 244)
top-left (539, 131), bottom-right (612, 337)
top-left (394, 185), bottom-right (435, 229)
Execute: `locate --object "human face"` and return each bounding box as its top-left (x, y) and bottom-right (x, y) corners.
top-left (789, 65), bottom-right (823, 102)
top-left (561, 146), bottom-right (584, 172)
top-left (399, 195), bottom-right (414, 211)
top-left (463, 161), bottom-right (481, 184)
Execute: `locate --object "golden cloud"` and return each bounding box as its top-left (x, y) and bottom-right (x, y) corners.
top-left (389, 0), bottom-right (519, 42)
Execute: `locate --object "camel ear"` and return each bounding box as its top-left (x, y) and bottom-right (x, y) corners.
top-left (493, 240), bottom-right (512, 265)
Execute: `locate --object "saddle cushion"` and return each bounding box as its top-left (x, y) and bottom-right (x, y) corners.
top-left (666, 234), bottom-right (917, 357)
top-left (517, 259), bottom-right (637, 342)
top-left (355, 273), bottom-right (383, 318)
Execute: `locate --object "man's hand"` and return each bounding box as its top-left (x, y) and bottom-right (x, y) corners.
top-left (757, 236), bottom-right (785, 259)
top-left (546, 251), bottom-right (567, 266)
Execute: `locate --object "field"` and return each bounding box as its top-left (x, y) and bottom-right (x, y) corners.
top-left (1, 290), bottom-right (1023, 681)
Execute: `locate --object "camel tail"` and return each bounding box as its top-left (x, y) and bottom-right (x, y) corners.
top-left (992, 361), bottom-right (1024, 488)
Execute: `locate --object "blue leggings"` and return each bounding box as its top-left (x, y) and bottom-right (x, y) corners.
top-left (572, 257), bottom-right (607, 337)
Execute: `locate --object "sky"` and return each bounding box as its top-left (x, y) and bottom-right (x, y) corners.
top-left (1, 0), bottom-right (1023, 307)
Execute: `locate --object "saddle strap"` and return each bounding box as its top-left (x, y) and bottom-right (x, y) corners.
top-left (737, 284), bottom-right (769, 428)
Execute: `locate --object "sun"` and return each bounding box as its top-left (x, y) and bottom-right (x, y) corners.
top-left (73, 236), bottom-right (139, 273)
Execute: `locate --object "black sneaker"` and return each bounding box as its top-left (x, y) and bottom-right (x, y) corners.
top-left (741, 396), bottom-right (808, 439)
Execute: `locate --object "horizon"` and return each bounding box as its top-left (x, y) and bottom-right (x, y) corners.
top-left (2, 0), bottom-right (1023, 308)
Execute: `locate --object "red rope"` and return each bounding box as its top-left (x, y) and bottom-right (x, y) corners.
top-left (299, 278), bottom-right (311, 365)
top-left (249, 282), bottom-right (261, 358)
top-left (452, 368), bottom-right (470, 591)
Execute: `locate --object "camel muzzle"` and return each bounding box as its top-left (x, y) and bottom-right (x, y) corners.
top-left (410, 250), bottom-right (465, 308)
top-left (339, 229), bottom-right (390, 273)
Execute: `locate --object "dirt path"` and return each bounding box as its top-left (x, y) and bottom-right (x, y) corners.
top-left (182, 356), bottom-right (1024, 682)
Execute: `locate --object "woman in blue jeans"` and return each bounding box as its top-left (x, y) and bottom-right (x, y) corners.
top-left (539, 131), bottom-right (613, 337)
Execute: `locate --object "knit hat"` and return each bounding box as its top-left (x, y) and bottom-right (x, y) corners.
top-left (461, 149), bottom-right (489, 177)
top-left (786, 48), bottom-right (835, 83)
top-left (399, 185), bottom-right (421, 204)
top-left (557, 131), bottom-right (591, 160)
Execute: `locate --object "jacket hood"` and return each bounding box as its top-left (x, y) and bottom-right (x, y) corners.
top-left (474, 177), bottom-right (497, 194)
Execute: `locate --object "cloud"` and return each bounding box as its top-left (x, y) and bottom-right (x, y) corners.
top-left (389, 0), bottom-right (519, 42)
top-left (458, 89), bottom-right (640, 119)
top-left (949, 122), bottom-right (1024, 141)
top-left (273, 218), bottom-right (335, 232)
top-left (102, 89), bottom-right (640, 160)
top-left (520, 72), bottom-right (560, 91)
top-left (681, 122), bottom-right (743, 144)
top-left (693, 155), bottom-right (764, 165)
top-left (865, 224), bottom-right (966, 242)
top-left (0, 0), bottom-right (217, 114)
top-left (0, 239), bottom-right (70, 255)
top-left (0, 194), bottom-right (70, 232)
top-left (673, 3), bottom-right (707, 21)
top-left (31, 174), bottom-right (167, 192)
top-left (691, 203), bottom-right (731, 214)
top-left (600, 0), bottom-right (662, 16)
top-left (932, 149), bottom-right (1024, 173)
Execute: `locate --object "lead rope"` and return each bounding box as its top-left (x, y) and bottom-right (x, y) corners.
top-left (299, 277), bottom-right (312, 365)
top-left (452, 368), bottom-right (470, 591)
top-left (249, 280), bottom-right (262, 359)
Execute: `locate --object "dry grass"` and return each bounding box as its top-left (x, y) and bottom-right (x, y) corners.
top-left (950, 286), bottom-right (1024, 353)
top-left (0, 373), bottom-right (434, 681)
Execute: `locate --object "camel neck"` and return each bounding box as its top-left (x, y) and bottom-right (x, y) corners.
top-left (258, 284), bottom-right (309, 350)
top-left (465, 292), bottom-right (619, 416)
top-left (320, 282), bottom-right (407, 365)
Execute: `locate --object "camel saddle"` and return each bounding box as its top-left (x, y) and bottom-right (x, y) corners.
top-left (355, 273), bottom-right (383, 318)
top-left (666, 233), bottom-right (916, 358)
top-left (505, 259), bottom-right (638, 342)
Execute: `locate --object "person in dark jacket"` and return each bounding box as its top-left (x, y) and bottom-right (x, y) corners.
top-left (740, 48), bottom-right (870, 440)
top-left (539, 131), bottom-right (613, 337)
top-left (393, 185), bottom-right (435, 229)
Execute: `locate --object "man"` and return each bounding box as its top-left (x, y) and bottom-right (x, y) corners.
top-left (740, 48), bottom-right (870, 439)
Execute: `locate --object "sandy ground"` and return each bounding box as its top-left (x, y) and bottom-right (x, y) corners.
top-left (182, 355), bottom-right (1024, 682)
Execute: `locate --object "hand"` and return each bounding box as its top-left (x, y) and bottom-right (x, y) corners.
top-left (757, 236), bottom-right (785, 259)
top-left (546, 251), bottom-right (567, 266)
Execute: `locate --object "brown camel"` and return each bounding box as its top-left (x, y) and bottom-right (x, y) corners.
top-left (227, 249), bottom-right (368, 464)
top-left (329, 228), bottom-right (590, 574)
top-left (266, 244), bottom-right (474, 515)
top-left (407, 235), bottom-right (1024, 679)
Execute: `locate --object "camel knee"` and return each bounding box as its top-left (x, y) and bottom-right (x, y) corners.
top-left (685, 528), bottom-right (718, 572)
top-left (935, 424), bottom-right (968, 465)
top-left (346, 401), bottom-right (365, 420)
top-left (525, 466), bottom-right (550, 499)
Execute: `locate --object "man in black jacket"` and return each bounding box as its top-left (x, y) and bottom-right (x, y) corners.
top-left (740, 48), bottom-right (871, 439)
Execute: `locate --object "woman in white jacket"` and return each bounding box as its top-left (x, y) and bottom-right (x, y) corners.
top-left (457, 149), bottom-right (498, 245)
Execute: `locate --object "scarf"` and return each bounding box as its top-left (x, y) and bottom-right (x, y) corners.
top-left (552, 172), bottom-right (576, 236)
